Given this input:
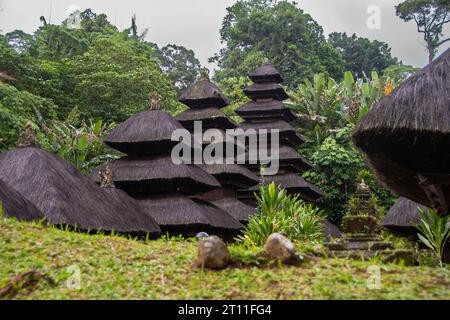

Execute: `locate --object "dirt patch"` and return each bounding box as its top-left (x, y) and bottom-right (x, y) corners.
top-left (0, 271), bottom-right (55, 299)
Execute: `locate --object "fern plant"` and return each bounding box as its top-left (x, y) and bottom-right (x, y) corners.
top-left (416, 208), bottom-right (450, 267)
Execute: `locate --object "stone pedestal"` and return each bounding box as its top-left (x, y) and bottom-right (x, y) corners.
top-left (325, 216), bottom-right (416, 266)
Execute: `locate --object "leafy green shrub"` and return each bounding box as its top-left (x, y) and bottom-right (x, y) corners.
top-left (237, 183), bottom-right (325, 247)
top-left (303, 125), bottom-right (394, 225)
top-left (0, 84), bottom-right (57, 151)
top-left (38, 116), bottom-right (119, 172)
top-left (416, 208), bottom-right (450, 267)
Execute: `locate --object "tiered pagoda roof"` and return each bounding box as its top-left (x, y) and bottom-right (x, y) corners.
top-left (93, 97), bottom-right (243, 236)
top-left (176, 78), bottom-right (259, 223)
top-left (236, 63), bottom-right (323, 202)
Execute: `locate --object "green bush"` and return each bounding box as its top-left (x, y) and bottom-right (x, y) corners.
top-left (237, 183), bottom-right (325, 247)
top-left (416, 208), bottom-right (450, 267)
top-left (38, 114), bottom-right (119, 172)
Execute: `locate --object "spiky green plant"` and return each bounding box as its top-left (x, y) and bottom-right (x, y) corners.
top-left (237, 183), bottom-right (325, 246)
top-left (416, 208), bottom-right (450, 267)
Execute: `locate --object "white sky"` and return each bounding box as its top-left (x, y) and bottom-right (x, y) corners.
top-left (0, 0), bottom-right (449, 71)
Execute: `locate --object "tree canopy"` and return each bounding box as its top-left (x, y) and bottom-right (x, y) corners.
top-left (396, 0), bottom-right (450, 62)
top-left (328, 32), bottom-right (399, 78)
top-left (210, 0), bottom-right (346, 89)
top-left (0, 9), bottom-right (199, 122)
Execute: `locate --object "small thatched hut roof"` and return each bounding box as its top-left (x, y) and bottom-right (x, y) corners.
top-left (352, 49), bottom-right (450, 213)
top-left (134, 193), bottom-right (243, 236)
top-left (320, 220), bottom-right (344, 241)
top-left (382, 197), bottom-right (428, 237)
top-left (89, 154), bottom-right (221, 194)
top-left (0, 147), bottom-right (161, 236)
top-left (235, 100), bottom-right (297, 122)
top-left (0, 178), bottom-right (44, 222)
top-left (238, 120), bottom-right (305, 149)
top-left (175, 107), bottom-right (237, 130)
top-left (198, 163), bottom-right (259, 189)
top-left (104, 109), bottom-right (184, 155)
top-left (243, 83), bottom-right (289, 101)
top-left (249, 64), bottom-right (283, 83)
top-left (179, 79), bottom-right (230, 109)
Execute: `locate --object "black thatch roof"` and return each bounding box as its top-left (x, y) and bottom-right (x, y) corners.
top-left (246, 145), bottom-right (313, 172)
top-left (238, 120), bottom-right (305, 149)
top-left (104, 109), bottom-right (184, 155)
top-left (320, 220), bottom-right (344, 240)
top-left (210, 197), bottom-right (257, 223)
top-left (134, 193), bottom-right (243, 236)
top-left (249, 64), bottom-right (283, 83)
top-left (382, 197), bottom-right (428, 237)
top-left (0, 147), bottom-right (161, 236)
top-left (352, 49), bottom-right (450, 212)
top-left (243, 83), bottom-right (289, 101)
top-left (179, 79), bottom-right (230, 109)
top-left (198, 164), bottom-right (259, 189)
top-left (235, 100), bottom-right (297, 122)
top-left (0, 178), bottom-right (44, 222)
top-left (89, 154), bottom-right (221, 194)
top-left (191, 128), bottom-right (247, 155)
top-left (245, 173), bottom-right (324, 201)
top-left (175, 107), bottom-right (237, 130)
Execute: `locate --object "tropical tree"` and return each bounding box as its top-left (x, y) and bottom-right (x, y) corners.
top-left (158, 44), bottom-right (201, 94)
top-left (211, 0), bottom-right (345, 88)
top-left (396, 0), bottom-right (450, 62)
top-left (65, 35), bottom-right (180, 122)
top-left (328, 32), bottom-right (399, 78)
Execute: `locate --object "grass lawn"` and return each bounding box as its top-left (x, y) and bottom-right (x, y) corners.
top-left (0, 217), bottom-right (449, 300)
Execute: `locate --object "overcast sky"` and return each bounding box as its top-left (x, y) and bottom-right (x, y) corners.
top-left (0, 0), bottom-right (449, 71)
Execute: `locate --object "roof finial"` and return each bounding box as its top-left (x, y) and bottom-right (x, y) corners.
top-left (262, 57), bottom-right (270, 65)
top-left (149, 91), bottom-right (161, 110)
top-left (99, 166), bottom-right (115, 188)
top-left (199, 67), bottom-right (210, 81)
top-left (16, 123), bottom-right (38, 148)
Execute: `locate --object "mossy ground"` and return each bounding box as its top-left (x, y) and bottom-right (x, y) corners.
top-left (0, 217), bottom-right (449, 300)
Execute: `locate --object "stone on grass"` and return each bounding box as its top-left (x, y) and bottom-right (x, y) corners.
top-left (195, 236), bottom-right (230, 270)
top-left (265, 233), bottom-right (302, 265)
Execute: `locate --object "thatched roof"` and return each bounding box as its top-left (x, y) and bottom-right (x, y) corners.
top-left (238, 120), bottom-right (305, 149)
top-left (0, 178), bottom-right (44, 222)
top-left (382, 197), bottom-right (428, 237)
top-left (246, 145), bottom-right (313, 172)
top-left (191, 128), bottom-right (247, 154)
top-left (210, 197), bottom-right (257, 223)
top-left (134, 193), bottom-right (243, 236)
top-left (89, 154), bottom-right (221, 194)
top-left (198, 164), bottom-right (259, 189)
top-left (243, 83), bottom-right (289, 101)
top-left (240, 173), bottom-right (323, 202)
top-left (104, 109), bottom-right (184, 155)
top-left (0, 147), bottom-right (161, 236)
top-left (175, 107), bottom-right (237, 130)
top-left (179, 79), bottom-right (230, 109)
top-left (235, 100), bottom-right (297, 122)
top-left (352, 49), bottom-right (450, 212)
top-left (320, 220), bottom-right (344, 240)
top-left (249, 64), bottom-right (283, 83)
